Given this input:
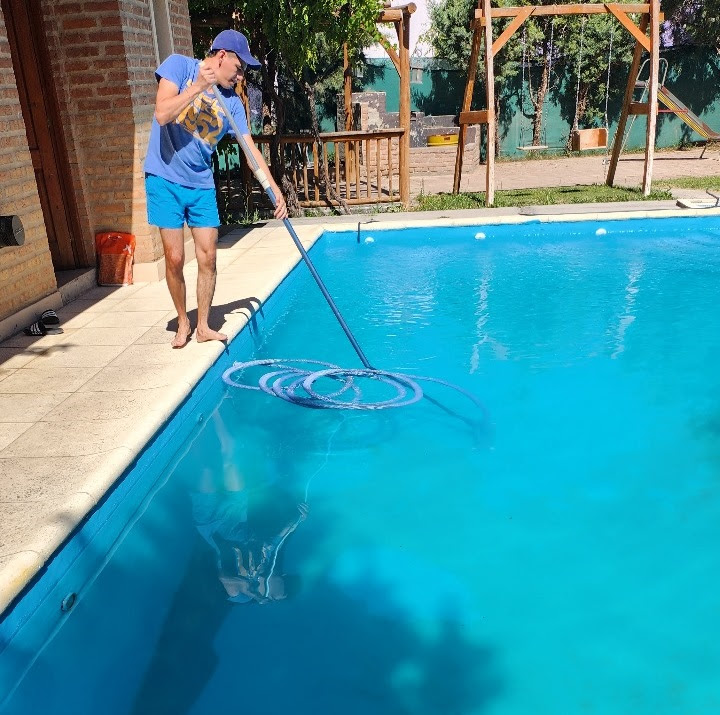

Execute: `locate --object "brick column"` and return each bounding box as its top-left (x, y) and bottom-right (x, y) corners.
top-left (0, 5), bottom-right (56, 321)
top-left (41, 0), bottom-right (193, 268)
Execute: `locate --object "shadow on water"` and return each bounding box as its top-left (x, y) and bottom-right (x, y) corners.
top-left (129, 530), bottom-right (503, 715)
top-left (125, 403), bottom-right (501, 714)
top-left (0, 447), bottom-right (503, 715)
top-left (1, 382), bottom-right (499, 715)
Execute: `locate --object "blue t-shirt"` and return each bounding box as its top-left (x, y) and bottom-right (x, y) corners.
top-left (144, 54), bottom-right (249, 189)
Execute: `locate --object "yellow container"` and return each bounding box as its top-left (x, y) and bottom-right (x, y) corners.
top-left (427, 133), bottom-right (459, 146)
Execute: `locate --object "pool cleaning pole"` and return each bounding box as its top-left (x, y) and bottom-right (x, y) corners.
top-left (212, 86), bottom-right (374, 371)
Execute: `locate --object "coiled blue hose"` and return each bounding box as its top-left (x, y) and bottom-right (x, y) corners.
top-left (222, 359), bottom-right (486, 412)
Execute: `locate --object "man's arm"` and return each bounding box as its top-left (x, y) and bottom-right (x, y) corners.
top-left (239, 134), bottom-right (288, 220)
top-left (269, 502), bottom-right (308, 547)
top-left (153, 63), bottom-right (218, 126)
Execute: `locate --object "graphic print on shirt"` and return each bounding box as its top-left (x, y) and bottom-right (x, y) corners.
top-left (176, 82), bottom-right (224, 148)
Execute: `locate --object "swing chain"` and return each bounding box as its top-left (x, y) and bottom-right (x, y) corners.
top-left (573, 16), bottom-right (587, 130)
top-left (604, 22), bottom-right (615, 130)
top-left (518, 19), bottom-right (555, 149)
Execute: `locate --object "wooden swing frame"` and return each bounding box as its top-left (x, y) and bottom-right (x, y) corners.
top-left (342, 3), bottom-right (417, 206)
top-left (453, 1), bottom-right (662, 205)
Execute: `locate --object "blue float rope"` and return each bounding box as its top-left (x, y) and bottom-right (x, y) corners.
top-left (212, 86), bottom-right (373, 370)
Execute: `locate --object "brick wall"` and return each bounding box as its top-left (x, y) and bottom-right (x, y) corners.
top-left (0, 6), bottom-right (57, 321)
top-left (0, 0), bottom-right (196, 322)
top-left (41, 0), bottom-right (156, 264)
top-left (350, 90), bottom-right (481, 175)
top-left (168, 0), bottom-right (192, 56)
top-left (409, 143), bottom-right (481, 175)
top-left (362, 136), bottom-right (480, 177)
top-left (41, 0), bottom-right (193, 267)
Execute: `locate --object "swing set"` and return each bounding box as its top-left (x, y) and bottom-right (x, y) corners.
top-left (453, 0), bottom-right (663, 204)
top-left (517, 16), bottom-right (613, 152)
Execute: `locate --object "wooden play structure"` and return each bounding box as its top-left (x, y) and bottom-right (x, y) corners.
top-left (633, 58), bottom-right (720, 159)
top-left (231, 3), bottom-right (417, 213)
top-left (342, 2), bottom-right (416, 206)
top-left (453, 1), bottom-right (663, 204)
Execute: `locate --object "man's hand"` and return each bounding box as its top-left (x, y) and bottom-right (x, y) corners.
top-left (273, 193), bottom-right (288, 220)
top-left (193, 60), bottom-right (216, 92)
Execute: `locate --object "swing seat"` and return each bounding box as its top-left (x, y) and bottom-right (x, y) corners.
top-left (571, 127), bottom-right (608, 151)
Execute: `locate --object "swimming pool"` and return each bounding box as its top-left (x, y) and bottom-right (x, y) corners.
top-left (1, 215), bottom-right (719, 713)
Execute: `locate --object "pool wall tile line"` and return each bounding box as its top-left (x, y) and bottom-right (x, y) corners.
top-left (0, 206), bottom-right (714, 620)
top-left (0, 553), bottom-right (45, 620)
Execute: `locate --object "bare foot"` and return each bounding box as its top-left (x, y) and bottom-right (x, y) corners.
top-left (196, 327), bottom-right (227, 343)
top-left (172, 321), bottom-right (192, 348)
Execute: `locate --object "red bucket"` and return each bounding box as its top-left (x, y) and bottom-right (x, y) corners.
top-left (95, 232), bottom-right (135, 286)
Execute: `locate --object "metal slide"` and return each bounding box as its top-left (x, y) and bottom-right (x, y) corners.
top-left (657, 85), bottom-right (720, 141)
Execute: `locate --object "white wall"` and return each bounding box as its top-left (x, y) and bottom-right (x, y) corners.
top-left (365, 0), bottom-right (432, 59)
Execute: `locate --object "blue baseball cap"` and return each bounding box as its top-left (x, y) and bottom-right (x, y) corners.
top-left (211, 30), bottom-right (261, 68)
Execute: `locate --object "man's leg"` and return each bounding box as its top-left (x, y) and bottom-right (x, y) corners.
top-left (160, 227), bottom-right (192, 348)
top-left (192, 226), bottom-right (227, 342)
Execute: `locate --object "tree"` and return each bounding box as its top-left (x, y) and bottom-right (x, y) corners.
top-left (551, 9), bottom-right (635, 150)
top-left (426, 0), bottom-right (580, 151)
top-left (663, 0), bottom-right (720, 51)
top-left (518, 12), bottom-right (559, 148)
top-left (426, 0), bottom-right (479, 69)
top-left (188, 0), bottom-right (382, 215)
top-left (426, 0), bottom-right (523, 153)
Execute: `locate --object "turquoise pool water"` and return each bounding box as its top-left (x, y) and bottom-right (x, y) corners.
top-left (2, 216), bottom-right (720, 714)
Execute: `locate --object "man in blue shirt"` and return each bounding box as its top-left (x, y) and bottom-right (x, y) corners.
top-left (145, 30), bottom-right (287, 348)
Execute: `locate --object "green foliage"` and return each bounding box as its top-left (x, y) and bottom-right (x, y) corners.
top-left (426, 0), bottom-right (475, 69)
top-left (427, 0), bottom-right (522, 78)
top-left (188, 0), bottom-right (381, 109)
top-left (414, 184), bottom-right (672, 210)
top-left (655, 175), bottom-right (720, 190)
top-left (663, 0), bottom-right (720, 50)
top-left (426, 0), bottom-right (646, 133)
top-left (193, 0), bottom-right (381, 80)
top-left (550, 8), bottom-right (635, 128)
top-left (188, 1), bottom-right (236, 57)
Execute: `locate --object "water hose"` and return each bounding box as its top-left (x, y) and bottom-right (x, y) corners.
top-left (212, 85), bottom-right (483, 413)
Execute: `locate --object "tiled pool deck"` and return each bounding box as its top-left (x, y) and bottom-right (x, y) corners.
top-left (1, 203), bottom-right (718, 615)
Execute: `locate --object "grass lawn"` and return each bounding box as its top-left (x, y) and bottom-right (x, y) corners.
top-left (654, 176), bottom-right (720, 190)
top-left (414, 184), bottom-right (673, 211)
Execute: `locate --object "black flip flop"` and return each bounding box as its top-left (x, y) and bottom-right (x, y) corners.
top-left (23, 321), bottom-right (63, 336)
top-left (40, 309), bottom-right (60, 326)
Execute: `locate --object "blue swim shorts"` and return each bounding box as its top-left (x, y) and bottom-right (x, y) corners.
top-left (145, 173), bottom-right (220, 229)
